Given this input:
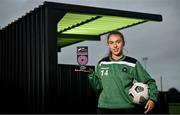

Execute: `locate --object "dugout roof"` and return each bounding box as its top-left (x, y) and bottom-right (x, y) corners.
top-left (44, 2), bottom-right (163, 47)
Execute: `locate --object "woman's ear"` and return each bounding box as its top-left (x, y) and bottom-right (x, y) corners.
top-left (123, 41), bottom-right (125, 46)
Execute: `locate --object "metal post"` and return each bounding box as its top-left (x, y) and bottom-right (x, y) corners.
top-left (160, 76), bottom-right (163, 91)
top-left (142, 57), bottom-right (148, 70)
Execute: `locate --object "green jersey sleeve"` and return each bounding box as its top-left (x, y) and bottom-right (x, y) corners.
top-left (133, 61), bottom-right (159, 102)
top-left (88, 65), bottom-right (103, 92)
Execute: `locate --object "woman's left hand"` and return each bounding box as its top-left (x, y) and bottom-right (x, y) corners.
top-left (144, 99), bottom-right (155, 114)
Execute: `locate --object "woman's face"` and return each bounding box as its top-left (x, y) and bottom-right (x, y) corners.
top-left (108, 34), bottom-right (124, 57)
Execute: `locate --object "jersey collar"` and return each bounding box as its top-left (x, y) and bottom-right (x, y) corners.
top-left (109, 54), bottom-right (126, 61)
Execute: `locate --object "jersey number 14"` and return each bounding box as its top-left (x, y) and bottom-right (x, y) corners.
top-left (101, 70), bottom-right (109, 76)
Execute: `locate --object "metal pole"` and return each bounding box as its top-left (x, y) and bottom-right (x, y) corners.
top-left (160, 76), bottom-right (163, 91)
top-left (142, 57), bottom-right (148, 70)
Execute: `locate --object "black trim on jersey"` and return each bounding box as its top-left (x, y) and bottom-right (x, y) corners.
top-left (98, 56), bottom-right (110, 64)
top-left (123, 56), bottom-right (137, 64)
top-left (98, 56), bottom-right (137, 65)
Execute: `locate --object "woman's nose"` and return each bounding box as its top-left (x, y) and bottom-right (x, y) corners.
top-left (113, 43), bottom-right (117, 47)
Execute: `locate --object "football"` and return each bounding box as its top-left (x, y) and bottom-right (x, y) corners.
top-left (129, 82), bottom-right (149, 105)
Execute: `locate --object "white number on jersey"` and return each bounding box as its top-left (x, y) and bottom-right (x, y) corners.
top-left (101, 70), bottom-right (109, 76)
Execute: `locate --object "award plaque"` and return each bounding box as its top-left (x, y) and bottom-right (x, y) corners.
top-left (75, 46), bottom-right (88, 72)
top-left (77, 46), bottom-right (88, 65)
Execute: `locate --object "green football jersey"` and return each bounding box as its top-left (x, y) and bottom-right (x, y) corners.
top-left (88, 55), bottom-right (158, 109)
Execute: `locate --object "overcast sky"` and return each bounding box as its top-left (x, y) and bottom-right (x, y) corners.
top-left (0, 0), bottom-right (180, 91)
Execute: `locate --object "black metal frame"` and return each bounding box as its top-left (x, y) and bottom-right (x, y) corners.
top-left (44, 1), bottom-right (162, 21)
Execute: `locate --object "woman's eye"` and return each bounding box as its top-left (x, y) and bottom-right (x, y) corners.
top-left (109, 42), bottom-right (113, 44)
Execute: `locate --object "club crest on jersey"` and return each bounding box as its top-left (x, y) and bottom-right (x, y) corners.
top-left (122, 67), bottom-right (128, 73)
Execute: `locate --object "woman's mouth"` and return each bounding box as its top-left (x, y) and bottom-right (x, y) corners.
top-left (113, 49), bottom-right (119, 52)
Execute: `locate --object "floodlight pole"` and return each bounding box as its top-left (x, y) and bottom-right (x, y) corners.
top-left (160, 76), bottom-right (163, 91)
top-left (142, 57), bottom-right (148, 70)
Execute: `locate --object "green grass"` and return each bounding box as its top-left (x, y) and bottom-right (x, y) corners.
top-left (169, 103), bottom-right (180, 114)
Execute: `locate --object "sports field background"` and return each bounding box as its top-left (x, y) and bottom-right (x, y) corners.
top-left (169, 103), bottom-right (180, 114)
